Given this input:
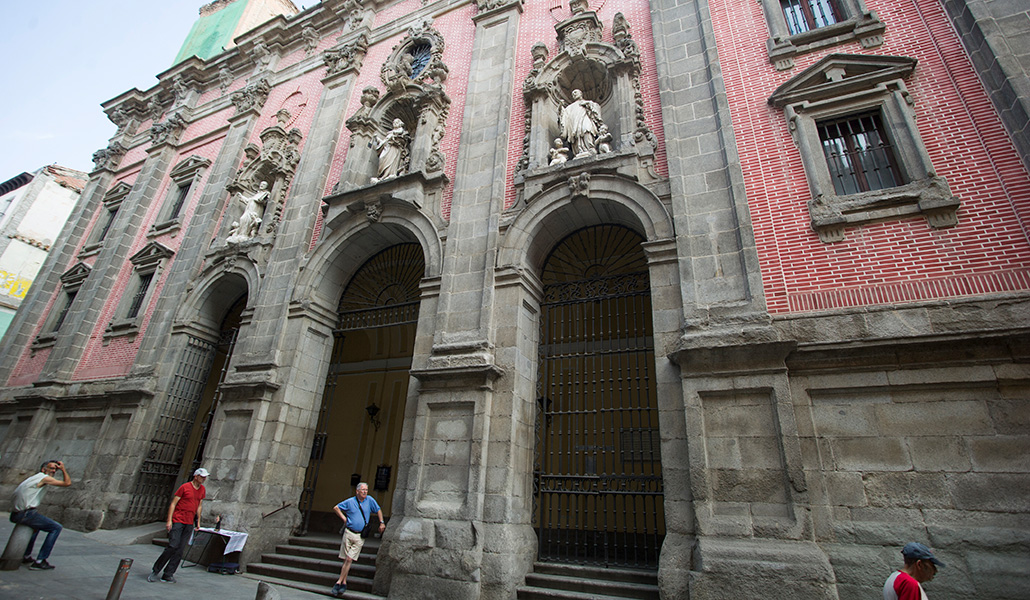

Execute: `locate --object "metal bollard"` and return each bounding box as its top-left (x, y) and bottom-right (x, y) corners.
top-left (105, 557), bottom-right (133, 600)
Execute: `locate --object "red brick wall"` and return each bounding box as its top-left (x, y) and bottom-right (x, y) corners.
top-left (709, 0), bottom-right (1030, 314)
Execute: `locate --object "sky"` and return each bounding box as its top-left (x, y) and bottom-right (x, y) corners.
top-left (0, 2), bottom-right (205, 179)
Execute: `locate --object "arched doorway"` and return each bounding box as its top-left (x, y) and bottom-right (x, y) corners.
top-left (299, 243), bottom-right (423, 533)
top-left (126, 292), bottom-right (245, 523)
top-left (534, 225), bottom-right (664, 568)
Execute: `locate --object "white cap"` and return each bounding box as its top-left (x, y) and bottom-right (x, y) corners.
top-left (194, 467), bottom-right (209, 477)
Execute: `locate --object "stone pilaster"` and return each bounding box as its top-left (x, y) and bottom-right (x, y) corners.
top-left (378, 3), bottom-right (530, 600)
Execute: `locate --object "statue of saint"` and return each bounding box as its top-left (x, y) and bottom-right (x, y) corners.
top-left (227, 181), bottom-right (270, 243)
top-left (560, 89), bottom-right (604, 158)
top-left (372, 119), bottom-right (410, 183)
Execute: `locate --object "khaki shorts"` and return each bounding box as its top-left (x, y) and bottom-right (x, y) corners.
top-left (339, 528), bottom-right (364, 561)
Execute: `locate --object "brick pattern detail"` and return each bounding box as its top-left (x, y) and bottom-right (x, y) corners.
top-left (709, 0), bottom-right (1030, 314)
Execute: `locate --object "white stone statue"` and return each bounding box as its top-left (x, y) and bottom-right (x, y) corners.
top-left (549, 138), bottom-right (570, 166)
top-left (227, 180), bottom-right (270, 243)
top-left (372, 119), bottom-right (410, 184)
top-left (561, 89), bottom-right (605, 159)
top-left (596, 124), bottom-right (613, 154)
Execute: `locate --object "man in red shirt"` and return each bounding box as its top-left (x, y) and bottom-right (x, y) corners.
top-left (883, 542), bottom-right (944, 600)
top-left (147, 467), bottom-right (208, 583)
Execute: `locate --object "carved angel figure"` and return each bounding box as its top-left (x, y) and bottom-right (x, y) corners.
top-left (549, 138), bottom-right (570, 166)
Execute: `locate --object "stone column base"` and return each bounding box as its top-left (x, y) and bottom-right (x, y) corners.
top-left (688, 537), bottom-right (839, 600)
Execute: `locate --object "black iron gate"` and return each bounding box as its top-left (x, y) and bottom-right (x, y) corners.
top-left (127, 335), bottom-right (217, 523)
top-left (533, 226), bottom-right (664, 568)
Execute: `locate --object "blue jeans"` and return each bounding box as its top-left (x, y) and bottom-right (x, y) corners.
top-left (10, 509), bottom-right (62, 561)
top-left (152, 522), bottom-right (193, 577)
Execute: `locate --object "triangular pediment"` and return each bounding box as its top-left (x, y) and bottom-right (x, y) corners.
top-left (129, 241), bottom-right (174, 268)
top-left (769, 54), bottom-right (917, 108)
top-left (60, 262), bottom-right (92, 287)
top-left (103, 181), bottom-right (133, 205)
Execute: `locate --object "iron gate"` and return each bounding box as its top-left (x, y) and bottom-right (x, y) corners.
top-left (533, 226), bottom-right (664, 568)
top-left (127, 335), bottom-right (217, 523)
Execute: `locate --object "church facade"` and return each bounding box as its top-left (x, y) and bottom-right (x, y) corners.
top-left (1, 0), bottom-right (1028, 598)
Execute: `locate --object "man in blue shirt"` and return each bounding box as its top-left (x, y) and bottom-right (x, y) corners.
top-left (331, 482), bottom-right (385, 597)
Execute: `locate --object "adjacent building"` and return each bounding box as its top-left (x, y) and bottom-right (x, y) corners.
top-left (1, 0), bottom-right (1028, 598)
top-left (0, 165), bottom-right (86, 338)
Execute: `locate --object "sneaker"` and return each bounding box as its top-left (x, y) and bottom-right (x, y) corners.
top-left (21, 555), bottom-right (34, 565)
top-left (161, 575), bottom-right (177, 583)
top-left (29, 560), bottom-right (54, 570)
top-left (330, 583), bottom-right (346, 597)
top-left (147, 571), bottom-right (159, 582)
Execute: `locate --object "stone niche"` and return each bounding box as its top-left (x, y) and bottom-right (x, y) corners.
top-left (325, 18), bottom-right (451, 228)
top-left (515, 7), bottom-right (659, 204)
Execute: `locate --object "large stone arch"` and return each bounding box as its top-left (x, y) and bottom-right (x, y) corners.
top-left (297, 203), bottom-right (443, 313)
top-left (172, 263), bottom-right (254, 340)
top-left (499, 175), bottom-right (675, 273)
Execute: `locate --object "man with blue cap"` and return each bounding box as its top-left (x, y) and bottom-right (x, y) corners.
top-left (883, 542), bottom-right (945, 599)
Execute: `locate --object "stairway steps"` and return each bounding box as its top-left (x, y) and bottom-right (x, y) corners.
top-left (245, 532), bottom-right (384, 598)
top-left (240, 572), bottom-right (381, 599)
top-left (517, 562), bottom-right (659, 600)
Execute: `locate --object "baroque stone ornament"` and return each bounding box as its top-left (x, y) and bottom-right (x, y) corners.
top-left (323, 34), bottom-right (370, 77)
top-left (171, 75), bottom-right (191, 107)
top-left (302, 24), bottom-right (320, 54)
top-left (372, 119), bottom-right (411, 183)
top-left (226, 180), bottom-right (271, 244)
top-left (231, 78), bottom-right (272, 115)
top-left (218, 65), bottom-right (235, 93)
top-left (147, 95), bottom-right (166, 122)
top-left (224, 109), bottom-right (304, 239)
top-left (568, 172), bottom-right (591, 199)
top-left (149, 112), bottom-right (187, 147)
top-left (91, 141), bottom-right (127, 172)
top-left (560, 89), bottom-right (606, 158)
top-left (380, 17), bottom-right (446, 93)
top-left (475, 0), bottom-right (523, 11)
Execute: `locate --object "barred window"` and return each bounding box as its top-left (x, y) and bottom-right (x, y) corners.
top-left (51, 290), bottom-right (77, 333)
top-left (167, 183), bottom-right (191, 221)
top-left (818, 111), bottom-right (902, 195)
top-left (781, 0), bottom-right (840, 35)
top-left (126, 272), bottom-right (154, 319)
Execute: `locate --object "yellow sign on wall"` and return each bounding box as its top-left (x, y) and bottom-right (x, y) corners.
top-left (0, 270), bottom-right (32, 299)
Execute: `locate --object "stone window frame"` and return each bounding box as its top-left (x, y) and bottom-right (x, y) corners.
top-left (33, 263), bottom-right (92, 348)
top-left (81, 182), bottom-right (132, 256)
top-left (770, 54), bottom-right (960, 243)
top-left (762, 0), bottom-right (886, 70)
top-left (105, 241), bottom-right (174, 340)
top-left (149, 155), bottom-right (210, 237)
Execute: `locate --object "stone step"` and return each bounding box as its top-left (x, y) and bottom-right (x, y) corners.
top-left (254, 552), bottom-right (375, 577)
top-left (241, 572), bottom-right (382, 599)
top-left (517, 562), bottom-right (660, 600)
top-left (246, 561), bottom-right (375, 592)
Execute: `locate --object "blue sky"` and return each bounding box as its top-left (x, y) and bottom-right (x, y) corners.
top-left (0, 2), bottom-right (203, 178)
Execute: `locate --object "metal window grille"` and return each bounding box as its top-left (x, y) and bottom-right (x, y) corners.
top-left (126, 272), bottom-right (153, 319)
top-left (96, 207), bottom-right (117, 242)
top-left (781, 0), bottom-right (840, 35)
top-left (51, 290), bottom-right (77, 333)
top-left (819, 111), bottom-right (902, 195)
top-left (126, 335), bottom-right (217, 523)
top-left (167, 183), bottom-right (190, 221)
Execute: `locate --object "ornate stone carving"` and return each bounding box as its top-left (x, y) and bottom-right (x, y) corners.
top-left (147, 95), bottom-right (166, 122)
top-left (549, 138), bottom-right (569, 166)
top-left (372, 119), bottom-right (411, 183)
top-left (171, 76), bottom-right (191, 107)
top-left (330, 0), bottom-right (366, 32)
top-left (218, 65), bottom-right (234, 93)
top-left (231, 78), bottom-right (272, 115)
top-left (226, 181), bottom-right (270, 244)
top-left (323, 34), bottom-right (369, 77)
top-left (303, 24), bottom-right (320, 54)
top-left (365, 198), bottom-right (383, 223)
top-left (381, 17), bottom-right (446, 93)
top-left (108, 107), bottom-right (129, 131)
top-left (225, 109), bottom-right (304, 238)
top-left (475, 0), bottom-right (523, 10)
top-left (149, 112), bottom-right (187, 146)
top-left (91, 142), bottom-right (127, 172)
top-left (568, 172), bottom-right (591, 199)
top-left (560, 89), bottom-right (607, 159)
top-left (556, 5), bottom-right (602, 57)
top-left (251, 40), bottom-right (273, 69)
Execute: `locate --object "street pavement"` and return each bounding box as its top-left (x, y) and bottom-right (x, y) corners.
top-left (0, 512), bottom-right (328, 600)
